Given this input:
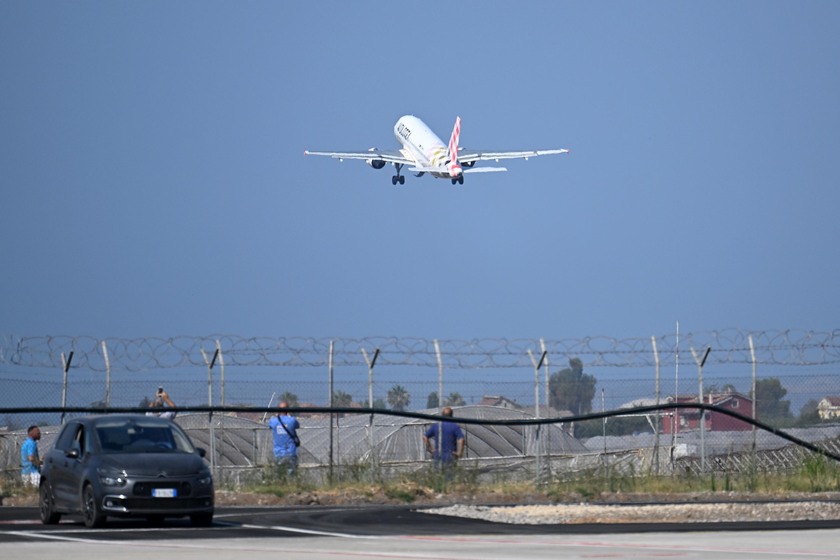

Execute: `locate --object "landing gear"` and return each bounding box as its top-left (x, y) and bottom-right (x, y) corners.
top-left (391, 163), bottom-right (405, 185)
top-left (451, 175), bottom-right (464, 185)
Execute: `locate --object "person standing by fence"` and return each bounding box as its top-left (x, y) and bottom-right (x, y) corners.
top-left (269, 401), bottom-right (300, 476)
top-left (423, 407), bottom-right (465, 467)
top-left (21, 425), bottom-right (42, 486)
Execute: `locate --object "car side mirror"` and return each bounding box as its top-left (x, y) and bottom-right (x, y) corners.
top-left (196, 447), bottom-right (206, 458)
top-left (65, 448), bottom-right (80, 459)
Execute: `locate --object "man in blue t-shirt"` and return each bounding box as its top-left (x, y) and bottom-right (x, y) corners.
top-left (268, 401), bottom-right (300, 476)
top-left (423, 407), bottom-right (465, 466)
top-left (21, 425), bottom-right (42, 486)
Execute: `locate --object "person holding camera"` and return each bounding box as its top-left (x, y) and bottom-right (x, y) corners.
top-left (146, 387), bottom-right (177, 419)
top-left (268, 401), bottom-right (300, 476)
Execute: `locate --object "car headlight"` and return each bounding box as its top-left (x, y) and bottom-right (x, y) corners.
top-left (97, 468), bottom-right (128, 487)
top-left (197, 470), bottom-right (212, 486)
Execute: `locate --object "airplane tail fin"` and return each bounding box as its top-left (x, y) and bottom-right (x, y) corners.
top-left (446, 116), bottom-right (462, 178)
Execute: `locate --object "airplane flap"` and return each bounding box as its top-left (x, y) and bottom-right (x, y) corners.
top-left (408, 166), bottom-right (442, 173)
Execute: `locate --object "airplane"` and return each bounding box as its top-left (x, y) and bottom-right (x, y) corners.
top-left (304, 115), bottom-right (569, 185)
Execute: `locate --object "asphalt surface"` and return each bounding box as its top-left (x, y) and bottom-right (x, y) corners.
top-left (3, 505), bottom-right (840, 559)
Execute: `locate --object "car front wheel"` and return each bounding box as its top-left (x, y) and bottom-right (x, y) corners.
top-left (39, 480), bottom-right (61, 524)
top-left (82, 484), bottom-right (106, 528)
top-left (190, 511), bottom-right (213, 526)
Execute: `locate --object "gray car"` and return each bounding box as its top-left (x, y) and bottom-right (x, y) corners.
top-left (39, 415), bottom-right (214, 527)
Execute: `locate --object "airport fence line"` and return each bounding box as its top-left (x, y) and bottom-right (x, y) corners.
top-left (1, 404), bottom-right (840, 489)
top-left (2, 330), bottom-right (840, 486)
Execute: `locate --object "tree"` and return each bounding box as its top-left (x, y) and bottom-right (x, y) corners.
top-left (372, 397), bottom-right (387, 409)
top-left (278, 391), bottom-right (299, 407)
top-left (332, 390), bottom-right (353, 407)
top-left (721, 383), bottom-right (738, 394)
top-left (426, 392), bottom-right (439, 409)
top-left (138, 396), bottom-right (152, 409)
top-left (575, 415), bottom-right (651, 439)
top-left (798, 399), bottom-right (822, 426)
top-left (707, 383), bottom-right (738, 394)
top-left (444, 392), bottom-right (465, 407)
top-left (89, 399), bottom-right (107, 410)
top-left (0, 415), bottom-right (21, 431)
top-left (548, 357), bottom-right (596, 416)
top-left (387, 384), bottom-right (411, 411)
top-left (750, 377), bottom-right (794, 425)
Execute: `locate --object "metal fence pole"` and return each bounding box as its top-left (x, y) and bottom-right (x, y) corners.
top-left (434, 339), bottom-right (443, 460)
top-left (101, 341), bottom-right (111, 408)
top-left (651, 335), bottom-right (660, 475)
top-left (528, 348), bottom-right (547, 484)
top-left (361, 347), bottom-right (379, 476)
top-left (749, 335), bottom-right (757, 457)
top-left (217, 339), bottom-right (225, 474)
top-left (329, 339), bottom-right (334, 483)
top-left (60, 351), bottom-right (73, 424)
top-left (201, 347), bottom-right (219, 476)
top-left (540, 338), bottom-right (551, 476)
top-left (671, 322), bottom-right (680, 469)
top-left (691, 346), bottom-right (711, 472)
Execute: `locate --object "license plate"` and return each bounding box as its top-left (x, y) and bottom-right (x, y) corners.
top-left (152, 488), bottom-right (177, 498)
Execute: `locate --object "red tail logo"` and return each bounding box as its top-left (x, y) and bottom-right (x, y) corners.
top-left (447, 116), bottom-right (462, 178)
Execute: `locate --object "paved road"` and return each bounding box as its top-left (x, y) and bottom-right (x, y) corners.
top-left (2, 505), bottom-right (840, 559)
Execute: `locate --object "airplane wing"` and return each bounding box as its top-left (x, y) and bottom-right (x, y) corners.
top-left (303, 149), bottom-right (414, 166)
top-left (458, 148), bottom-right (569, 164)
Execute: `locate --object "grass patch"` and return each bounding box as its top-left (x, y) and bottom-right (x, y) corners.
top-left (238, 460), bottom-right (840, 505)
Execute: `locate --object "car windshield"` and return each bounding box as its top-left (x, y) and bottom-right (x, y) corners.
top-left (95, 419), bottom-right (196, 454)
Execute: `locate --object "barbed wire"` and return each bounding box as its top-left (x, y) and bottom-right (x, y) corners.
top-left (2, 329), bottom-right (840, 373)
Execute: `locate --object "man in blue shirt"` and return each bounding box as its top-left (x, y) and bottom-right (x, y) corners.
top-left (21, 425), bottom-right (42, 486)
top-left (268, 401), bottom-right (300, 476)
top-left (423, 407), bottom-right (465, 467)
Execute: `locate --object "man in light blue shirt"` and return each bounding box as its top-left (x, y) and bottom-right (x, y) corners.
top-left (268, 401), bottom-right (300, 476)
top-left (21, 425), bottom-right (42, 486)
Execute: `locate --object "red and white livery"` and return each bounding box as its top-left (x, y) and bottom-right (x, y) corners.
top-left (305, 115), bottom-right (569, 186)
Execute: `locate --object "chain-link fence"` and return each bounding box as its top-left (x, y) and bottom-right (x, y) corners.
top-left (2, 330), bottom-right (840, 486)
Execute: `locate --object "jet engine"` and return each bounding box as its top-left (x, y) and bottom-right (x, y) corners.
top-left (461, 160), bottom-right (476, 168)
top-left (366, 148), bottom-right (386, 169)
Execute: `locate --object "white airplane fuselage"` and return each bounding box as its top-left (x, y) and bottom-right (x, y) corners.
top-left (393, 115), bottom-right (452, 179)
top-left (304, 114), bottom-right (568, 185)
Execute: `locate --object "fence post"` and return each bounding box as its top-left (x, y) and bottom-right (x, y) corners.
top-left (651, 335), bottom-right (660, 475)
top-left (434, 339), bottom-right (443, 461)
top-left (540, 338), bottom-right (551, 477)
top-left (749, 335), bottom-right (757, 456)
top-left (60, 351), bottom-right (73, 424)
top-left (361, 347), bottom-right (379, 477)
top-left (528, 348), bottom-right (547, 484)
top-left (671, 322), bottom-right (680, 469)
top-left (328, 340), bottom-right (334, 483)
top-left (690, 346), bottom-right (711, 471)
top-left (201, 347), bottom-right (220, 476)
top-left (101, 340), bottom-right (111, 408)
top-left (216, 339), bottom-right (224, 479)
top-left (434, 339), bottom-right (443, 411)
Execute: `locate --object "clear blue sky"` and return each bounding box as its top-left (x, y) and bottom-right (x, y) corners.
top-left (2, 2), bottom-right (839, 341)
